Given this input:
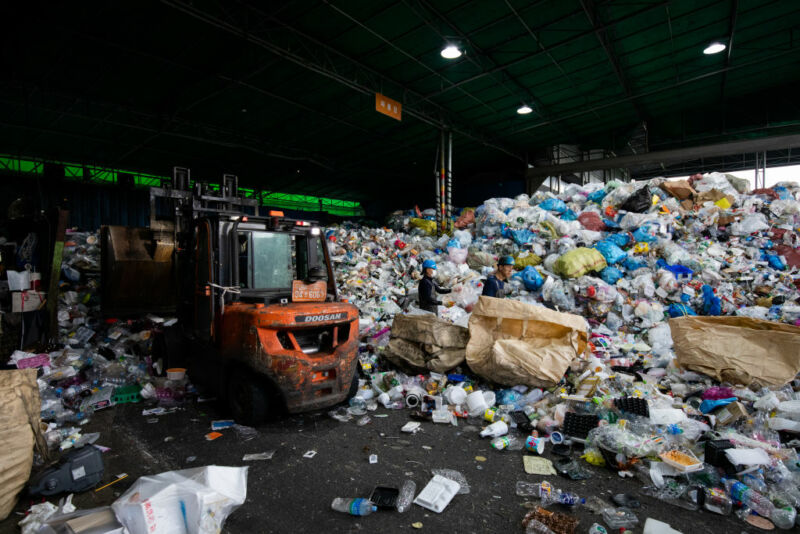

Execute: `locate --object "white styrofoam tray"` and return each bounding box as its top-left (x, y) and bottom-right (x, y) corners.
top-left (413, 475), bottom-right (460, 513)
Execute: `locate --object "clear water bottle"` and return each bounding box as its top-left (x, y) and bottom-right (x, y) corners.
top-left (542, 490), bottom-right (585, 507)
top-left (588, 524), bottom-right (608, 534)
top-left (771, 505), bottom-right (797, 530)
top-left (396, 480), bottom-right (416, 513)
top-left (331, 497), bottom-right (377, 516)
top-left (723, 479), bottom-right (775, 519)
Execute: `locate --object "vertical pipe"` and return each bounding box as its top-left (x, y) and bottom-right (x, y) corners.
top-left (447, 131), bottom-right (453, 234)
top-left (762, 151), bottom-right (767, 188)
top-left (434, 140), bottom-right (441, 233)
top-left (440, 129), bottom-right (446, 235)
top-left (754, 152), bottom-right (759, 188)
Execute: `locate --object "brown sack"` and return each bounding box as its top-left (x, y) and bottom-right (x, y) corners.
top-left (695, 188), bottom-right (735, 207)
top-left (384, 314), bottom-right (469, 373)
top-left (390, 313), bottom-right (469, 348)
top-left (660, 180), bottom-right (697, 200)
top-left (671, 316), bottom-right (800, 387)
top-left (0, 369), bottom-right (47, 520)
top-left (466, 297), bottom-right (588, 387)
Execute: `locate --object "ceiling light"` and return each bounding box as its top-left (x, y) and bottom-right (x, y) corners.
top-left (440, 45), bottom-right (462, 59)
top-left (516, 104), bottom-right (533, 115)
top-left (703, 41), bottom-right (726, 55)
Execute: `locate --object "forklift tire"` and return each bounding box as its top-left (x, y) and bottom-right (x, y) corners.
top-left (228, 371), bottom-right (269, 426)
top-left (346, 372), bottom-right (360, 400)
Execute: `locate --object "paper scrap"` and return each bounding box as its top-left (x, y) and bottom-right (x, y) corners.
top-left (205, 432), bottom-right (223, 441)
top-left (243, 451), bottom-right (275, 461)
top-left (523, 456), bottom-right (557, 475)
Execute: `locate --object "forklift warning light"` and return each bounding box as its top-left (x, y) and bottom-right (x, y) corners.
top-left (269, 210), bottom-right (284, 217)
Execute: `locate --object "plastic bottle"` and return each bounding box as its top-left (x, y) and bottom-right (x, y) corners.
top-left (723, 479), bottom-right (775, 518)
top-left (525, 519), bottom-right (555, 534)
top-left (331, 498), bottom-right (377, 516)
top-left (491, 435), bottom-right (524, 451)
top-left (771, 505), bottom-right (797, 530)
top-left (541, 490), bottom-right (585, 507)
top-left (588, 524), bottom-right (608, 534)
top-left (480, 420), bottom-right (508, 438)
top-left (396, 480), bottom-right (416, 513)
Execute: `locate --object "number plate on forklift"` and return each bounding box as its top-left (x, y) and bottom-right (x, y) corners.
top-left (292, 280), bottom-right (327, 302)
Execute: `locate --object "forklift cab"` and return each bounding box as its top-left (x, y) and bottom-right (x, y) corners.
top-left (192, 214), bottom-right (337, 342)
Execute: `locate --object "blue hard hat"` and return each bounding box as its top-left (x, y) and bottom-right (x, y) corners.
top-left (499, 255), bottom-right (515, 266)
top-left (422, 259), bottom-right (437, 270)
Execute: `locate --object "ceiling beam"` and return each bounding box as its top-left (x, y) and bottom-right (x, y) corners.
top-left (159, 0), bottom-right (523, 161)
top-left (511, 46), bottom-right (800, 136)
top-left (719, 0), bottom-right (739, 101)
top-left (525, 133), bottom-right (800, 178)
top-left (579, 0), bottom-right (646, 122)
top-left (421, 2), bottom-right (669, 101)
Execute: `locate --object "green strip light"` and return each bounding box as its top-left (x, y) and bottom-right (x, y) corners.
top-left (0, 154), bottom-right (364, 217)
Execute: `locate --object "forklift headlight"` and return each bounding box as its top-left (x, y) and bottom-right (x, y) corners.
top-left (311, 227), bottom-right (321, 236)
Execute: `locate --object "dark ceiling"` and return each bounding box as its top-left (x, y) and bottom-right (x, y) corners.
top-left (2, 0), bottom-right (800, 210)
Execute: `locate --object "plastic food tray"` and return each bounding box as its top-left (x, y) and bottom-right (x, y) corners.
top-left (413, 475), bottom-right (460, 513)
top-left (659, 450), bottom-right (703, 472)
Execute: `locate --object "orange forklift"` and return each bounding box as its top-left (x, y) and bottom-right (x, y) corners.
top-left (101, 168), bottom-right (360, 424)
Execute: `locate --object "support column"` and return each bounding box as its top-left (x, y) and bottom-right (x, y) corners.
top-left (447, 131), bottom-right (453, 234)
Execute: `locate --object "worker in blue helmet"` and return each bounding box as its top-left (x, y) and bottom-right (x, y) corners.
top-left (482, 255), bottom-right (514, 298)
top-left (418, 259), bottom-right (451, 313)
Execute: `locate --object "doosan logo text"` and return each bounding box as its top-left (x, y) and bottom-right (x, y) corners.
top-left (295, 313), bottom-right (346, 323)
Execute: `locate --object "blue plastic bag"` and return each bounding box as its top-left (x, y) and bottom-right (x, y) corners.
top-left (764, 253), bottom-right (787, 271)
top-left (701, 285), bottom-right (721, 316)
top-left (594, 240), bottom-right (627, 265)
top-left (447, 238), bottom-right (461, 249)
top-left (510, 228), bottom-right (534, 246)
top-left (623, 257), bottom-right (647, 271)
top-left (668, 303), bottom-right (696, 317)
top-left (561, 209), bottom-right (577, 221)
top-left (699, 397), bottom-right (737, 414)
top-left (603, 219), bottom-right (621, 229)
top-left (632, 225), bottom-right (658, 243)
top-left (587, 190), bottom-right (606, 204)
top-left (518, 265), bottom-right (544, 291)
top-left (606, 233), bottom-right (630, 247)
top-left (539, 198), bottom-right (567, 213)
top-left (496, 389), bottom-right (523, 408)
top-left (600, 266), bottom-right (623, 285)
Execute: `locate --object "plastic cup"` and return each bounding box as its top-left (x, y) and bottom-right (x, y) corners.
top-left (526, 436), bottom-right (546, 455)
top-left (482, 390), bottom-right (496, 408)
top-left (166, 368), bottom-right (186, 380)
top-left (444, 386), bottom-right (466, 405)
top-left (466, 391), bottom-right (489, 415)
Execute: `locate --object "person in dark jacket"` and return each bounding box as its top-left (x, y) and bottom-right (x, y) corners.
top-left (482, 255), bottom-right (514, 298)
top-left (418, 259), bottom-right (451, 313)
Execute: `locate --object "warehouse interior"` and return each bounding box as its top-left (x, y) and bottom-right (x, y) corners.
top-left (3, 2), bottom-right (800, 533)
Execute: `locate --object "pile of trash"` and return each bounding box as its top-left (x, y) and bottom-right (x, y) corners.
top-left (327, 173), bottom-right (800, 531)
top-left (6, 230), bottom-right (183, 452)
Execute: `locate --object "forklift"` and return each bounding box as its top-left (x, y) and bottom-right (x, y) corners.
top-left (101, 168), bottom-right (360, 424)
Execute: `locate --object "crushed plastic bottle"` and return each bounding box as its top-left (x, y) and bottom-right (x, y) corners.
top-left (331, 497), bottom-right (377, 516)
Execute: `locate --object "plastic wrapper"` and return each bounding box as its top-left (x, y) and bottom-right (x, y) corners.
top-left (112, 466), bottom-right (248, 534)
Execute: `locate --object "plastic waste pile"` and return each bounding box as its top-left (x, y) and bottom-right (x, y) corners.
top-left (6, 230), bottom-right (182, 453)
top-left (331, 173), bottom-right (800, 529)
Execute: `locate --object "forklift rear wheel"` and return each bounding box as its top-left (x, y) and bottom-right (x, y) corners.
top-left (228, 372), bottom-right (269, 426)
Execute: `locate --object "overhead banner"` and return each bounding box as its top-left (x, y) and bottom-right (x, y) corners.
top-left (375, 93), bottom-right (402, 121)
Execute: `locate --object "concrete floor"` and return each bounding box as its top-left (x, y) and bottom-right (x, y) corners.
top-left (1, 398), bottom-right (758, 534)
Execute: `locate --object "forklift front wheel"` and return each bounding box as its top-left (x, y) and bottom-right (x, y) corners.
top-left (228, 372), bottom-right (269, 426)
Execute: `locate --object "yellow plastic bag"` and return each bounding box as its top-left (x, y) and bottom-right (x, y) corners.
top-left (514, 253), bottom-right (542, 270)
top-left (409, 218), bottom-right (437, 235)
top-left (553, 248), bottom-right (607, 278)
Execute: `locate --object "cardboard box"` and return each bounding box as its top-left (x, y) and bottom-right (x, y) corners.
top-left (11, 290), bottom-right (46, 313)
top-left (713, 401), bottom-right (749, 426)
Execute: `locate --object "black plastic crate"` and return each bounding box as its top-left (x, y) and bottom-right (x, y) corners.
top-left (614, 397), bottom-right (650, 417)
top-left (562, 412), bottom-right (599, 439)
